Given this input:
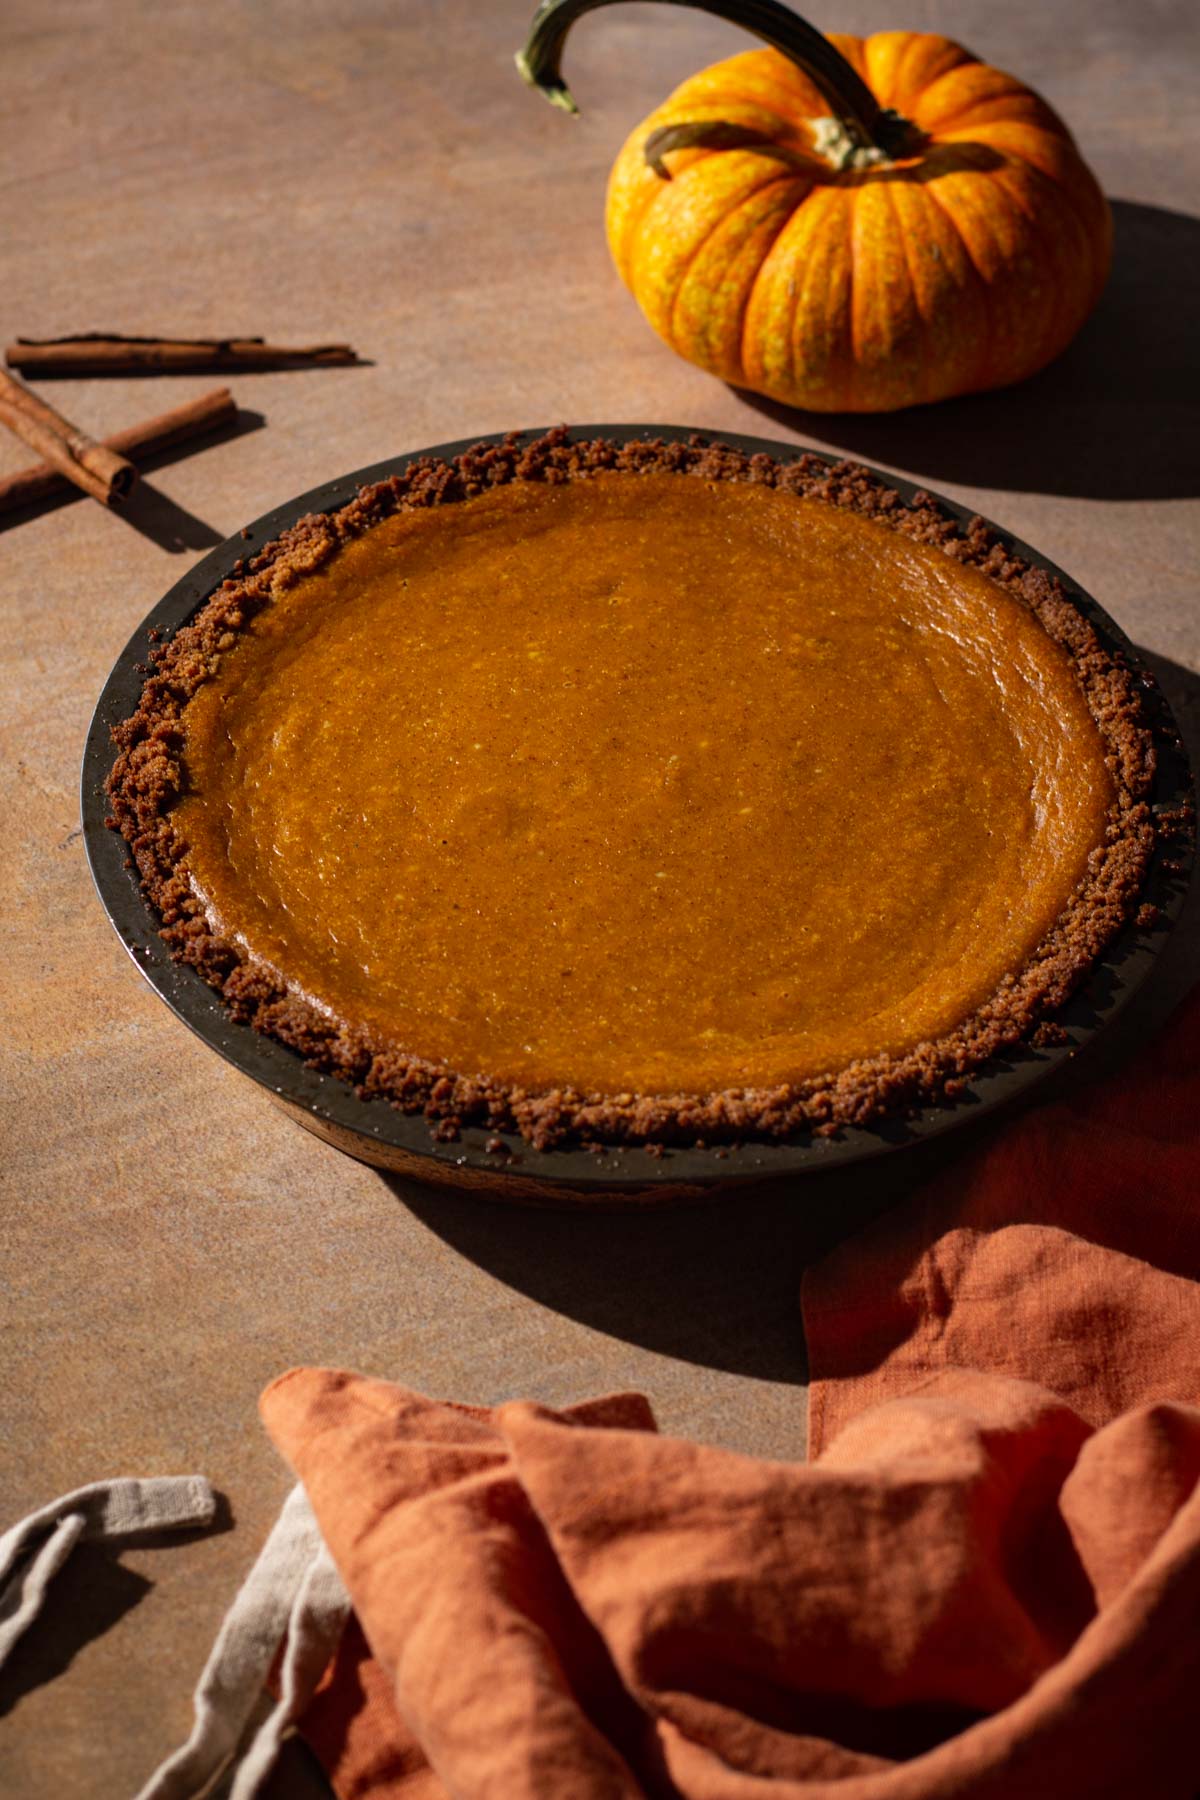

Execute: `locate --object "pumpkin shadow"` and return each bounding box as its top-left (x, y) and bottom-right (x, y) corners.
top-left (732, 200), bottom-right (1199, 501)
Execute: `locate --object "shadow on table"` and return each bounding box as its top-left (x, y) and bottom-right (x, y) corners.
top-left (118, 480), bottom-right (229, 553)
top-left (1090, 646), bottom-right (1200, 1055)
top-left (0, 1553), bottom-right (152, 1722)
top-left (732, 200), bottom-right (1200, 501)
top-left (383, 1126), bottom-right (984, 1386)
top-left (0, 406), bottom-right (264, 552)
top-left (0, 1498), bottom-right (232, 1722)
top-left (1142, 646), bottom-right (1200, 765)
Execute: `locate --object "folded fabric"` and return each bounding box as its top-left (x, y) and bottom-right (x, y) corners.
top-left (258, 988), bottom-right (1200, 1798)
top-left (135, 1482), bottom-right (349, 1800)
top-left (262, 1373), bottom-right (1200, 1798)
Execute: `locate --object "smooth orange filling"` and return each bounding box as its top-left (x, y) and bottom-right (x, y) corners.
top-left (176, 473), bottom-right (1113, 1094)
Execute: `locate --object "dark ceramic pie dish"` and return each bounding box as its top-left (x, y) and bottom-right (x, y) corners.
top-left (83, 425), bottom-right (1194, 1205)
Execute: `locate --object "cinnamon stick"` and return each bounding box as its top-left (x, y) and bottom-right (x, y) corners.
top-left (0, 368), bottom-right (136, 506)
top-left (6, 334), bottom-right (358, 375)
top-left (0, 386), bottom-right (237, 515)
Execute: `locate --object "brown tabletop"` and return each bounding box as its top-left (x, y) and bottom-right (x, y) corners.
top-left (2, 1), bottom-right (1197, 1793)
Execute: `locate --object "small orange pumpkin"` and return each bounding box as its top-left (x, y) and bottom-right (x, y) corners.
top-left (519, 0), bottom-right (1111, 412)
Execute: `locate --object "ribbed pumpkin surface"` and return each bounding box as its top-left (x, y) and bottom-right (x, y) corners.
top-left (605, 32), bottom-right (1110, 411)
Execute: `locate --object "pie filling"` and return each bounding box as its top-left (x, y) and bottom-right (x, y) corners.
top-left (175, 470), bottom-right (1114, 1097)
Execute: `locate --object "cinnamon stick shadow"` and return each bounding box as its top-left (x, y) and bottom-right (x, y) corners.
top-left (119, 480), bottom-right (228, 553)
top-left (15, 358), bottom-right (376, 380)
top-left (0, 406), bottom-right (263, 548)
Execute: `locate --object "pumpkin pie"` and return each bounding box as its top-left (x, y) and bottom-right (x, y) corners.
top-left (107, 430), bottom-right (1156, 1149)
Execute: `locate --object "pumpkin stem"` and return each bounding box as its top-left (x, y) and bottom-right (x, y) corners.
top-left (516, 0), bottom-right (914, 160)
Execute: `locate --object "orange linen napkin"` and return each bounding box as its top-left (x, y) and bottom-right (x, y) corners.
top-left (261, 988), bottom-right (1200, 1799)
top-left (805, 985), bottom-right (1200, 1456)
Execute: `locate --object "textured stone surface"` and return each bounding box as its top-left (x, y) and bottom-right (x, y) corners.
top-left (0, 1), bottom-right (1197, 1793)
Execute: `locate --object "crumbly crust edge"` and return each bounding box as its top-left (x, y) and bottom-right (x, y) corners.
top-left (107, 428), bottom-right (1160, 1150)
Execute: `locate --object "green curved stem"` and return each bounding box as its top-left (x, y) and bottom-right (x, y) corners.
top-left (516, 0), bottom-right (912, 158)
